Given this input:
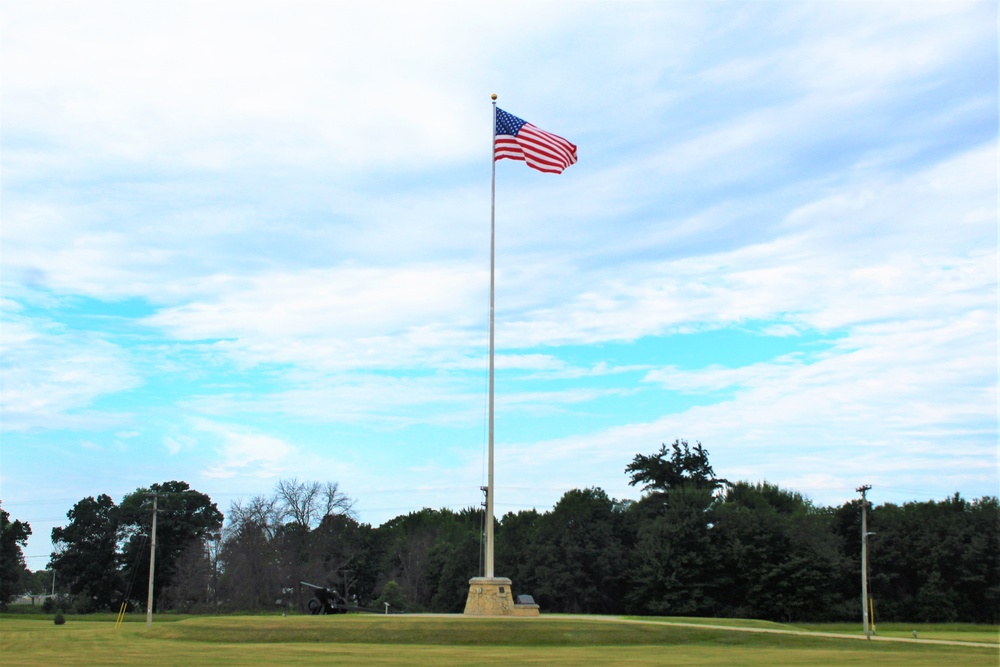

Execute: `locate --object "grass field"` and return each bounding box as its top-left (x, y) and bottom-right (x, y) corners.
top-left (791, 621), bottom-right (1000, 645)
top-left (2, 613), bottom-right (997, 666)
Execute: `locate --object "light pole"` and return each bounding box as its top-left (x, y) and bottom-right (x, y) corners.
top-left (856, 485), bottom-right (872, 638)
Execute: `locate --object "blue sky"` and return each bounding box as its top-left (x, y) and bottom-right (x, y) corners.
top-left (2, 1), bottom-right (997, 570)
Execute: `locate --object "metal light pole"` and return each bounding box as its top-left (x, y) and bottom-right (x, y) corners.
top-left (856, 485), bottom-right (872, 637)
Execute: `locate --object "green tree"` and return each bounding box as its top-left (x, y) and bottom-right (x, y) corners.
top-left (159, 538), bottom-right (216, 612)
top-left (425, 508), bottom-right (482, 612)
top-left (712, 481), bottom-right (844, 621)
top-left (495, 508), bottom-right (542, 603)
top-left (866, 494), bottom-right (1000, 623)
top-left (303, 513), bottom-right (377, 607)
top-left (375, 579), bottom-right (408, 612)
top-left (49, 494), bottom-right (121, 612)
top-left (23, 568), bottom-right (54, 597)
top-left (624, 441), bottom-right (728, 616)
top-left (626, 486), bottom-right (719, 615)
top-left (626, 440), bottom-right (728, 501)
top-left (375, 508), bottom-right (480, 611)
top-left (119, 481), bottom-right (223, 612)
top-left (529, 488), bottom-right (630, 614)
top-left (1, 504), bottom-right (32, 609)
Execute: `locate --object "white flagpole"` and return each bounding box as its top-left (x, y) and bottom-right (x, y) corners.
top-left (486, 94), bottom-right (497, 579)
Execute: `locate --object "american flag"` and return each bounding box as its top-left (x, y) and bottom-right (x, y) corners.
top-left (494, 108), bottom-right (577, 174)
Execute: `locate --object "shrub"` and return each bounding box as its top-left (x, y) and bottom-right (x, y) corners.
top-left (53, 613), bottom-right (65, 625)
top-left (375, 580), bottom-right (409, 613)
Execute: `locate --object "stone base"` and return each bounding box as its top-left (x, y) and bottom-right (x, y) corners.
top-left (463, 577), bottom-right (539, 617)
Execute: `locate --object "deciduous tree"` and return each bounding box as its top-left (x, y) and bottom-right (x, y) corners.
top-left (1, 504), bottom-right (31, 609)
top-left (712, 481), bottom-right (844, 621)
top-left (624, 441), bottom-right (728, 615)
top-left (530, 488), bottom-right (629, 614)
top-left (49, 494), bottom-right (121, 611)
top-left (626, 440), bottom-right (728, 511)
top-left (119, 481), bottom-right (223, 612)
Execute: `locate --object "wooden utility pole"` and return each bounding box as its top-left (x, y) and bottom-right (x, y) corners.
top-left (146, 494), bottom-right (157, 627)
top-left (856, 485), bottom-right (872, 637)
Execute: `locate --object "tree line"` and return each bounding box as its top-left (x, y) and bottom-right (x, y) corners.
top-left (4, 441), bottom-right (998, 623)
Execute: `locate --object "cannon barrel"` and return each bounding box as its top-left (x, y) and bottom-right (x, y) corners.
top-left (299, 581), bottom-right (326, 591)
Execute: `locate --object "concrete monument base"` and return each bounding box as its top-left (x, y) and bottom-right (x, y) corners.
top-left (463, 577), bottom-right (539, 616)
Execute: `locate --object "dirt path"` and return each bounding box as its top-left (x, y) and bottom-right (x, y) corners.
top-left (559, 615), bottom-right (999, 649)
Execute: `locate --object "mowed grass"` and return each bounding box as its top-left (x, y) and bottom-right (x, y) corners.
top-left (792, 621), bottom-right (999, 645)
top-left (2, 614), bottom-right (997, 667)
top-left (625, 616), bottom-right (999, 645)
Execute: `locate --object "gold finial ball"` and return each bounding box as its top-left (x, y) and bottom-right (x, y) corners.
top-left (491, 94), bottom-right (497, 100)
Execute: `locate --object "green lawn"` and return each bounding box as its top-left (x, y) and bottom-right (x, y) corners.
top-left (2, 614), bottom-right (996, 667)
top-left (792, 621), bottom-right (999, 645)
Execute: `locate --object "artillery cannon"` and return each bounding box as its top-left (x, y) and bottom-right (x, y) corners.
top-left (300, 581), bottom-right (349, 615)
top-left (299, 581), bottom-right (395, 615)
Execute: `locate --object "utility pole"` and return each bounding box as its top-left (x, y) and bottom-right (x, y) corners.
top-left (856, 485), bottom-right (872, 638)
top-left (146, 494), bottom-right (157, 628)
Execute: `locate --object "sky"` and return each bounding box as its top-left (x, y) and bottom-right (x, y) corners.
top-left (1, 1), bottom-right (997, 571)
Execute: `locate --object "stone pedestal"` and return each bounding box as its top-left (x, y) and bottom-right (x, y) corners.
top-left (463, 576), bottom-right (539, 616)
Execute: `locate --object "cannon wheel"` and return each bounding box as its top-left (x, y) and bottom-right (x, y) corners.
top-left (307, 597), bottom-right (326, 615)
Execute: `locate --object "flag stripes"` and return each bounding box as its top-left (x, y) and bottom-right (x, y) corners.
top-left (494, 108), bottom-right (577, 174)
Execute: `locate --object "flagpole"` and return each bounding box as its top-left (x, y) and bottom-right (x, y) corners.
top-left (486, 93), bottom-right (497, 579)
top-left (467, 97), bottom-right (568, 616)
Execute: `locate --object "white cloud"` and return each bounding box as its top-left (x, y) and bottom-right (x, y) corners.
top-left (494, 302), bottom-right (996, 510)
top-left (186, 372), bottom-right (481, 428)
top-left (0, 314), bottom-right (142, 431)
top-left (505, 143), bottom-right (996, 347)
top-left (164, 434), bottom-right (196, 456)
top-left (140, 263), bottom-right (490, 375)
top-left (100, 136), bottom-right (992, 376)
top-left (0, 2), bottom-right (589, 176)
top-left (195, 419), bottom-right (297, 479)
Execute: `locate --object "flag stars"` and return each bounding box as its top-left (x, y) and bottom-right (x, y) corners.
top-left (495, 108), bottom-right (528, 136)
